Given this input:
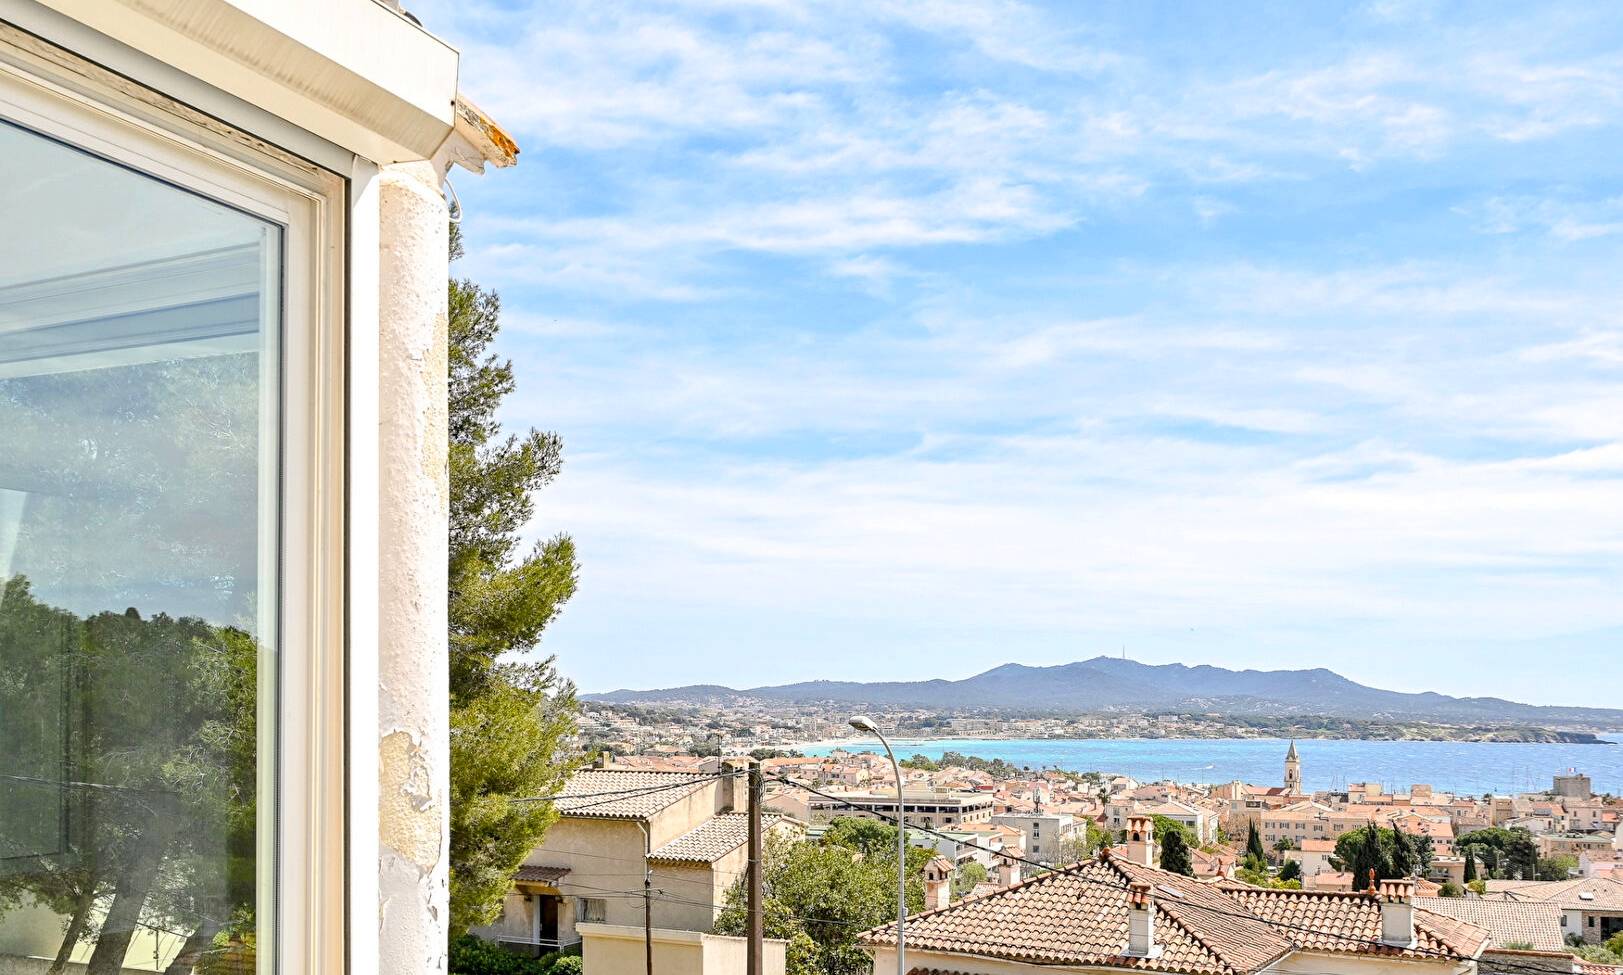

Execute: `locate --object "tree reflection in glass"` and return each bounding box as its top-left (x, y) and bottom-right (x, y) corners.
top-left (0, 119), bottom-right (275, 974)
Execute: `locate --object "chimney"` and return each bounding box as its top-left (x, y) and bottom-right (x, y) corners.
top-left (1377, 878), bottom-right (1416, 947)
top-left (1126, 880), bottom-right (1160, 958)
top-left (720, 758), bottom-right (751, 812)
top-left (923, 856), bottom-right (954, 912)
top-left (997, 855), bottom-right (1019, 888)
top-left (593, 751), bottom-right (612, 769)
top-left (1126, 815), bottom-right (1156, 868)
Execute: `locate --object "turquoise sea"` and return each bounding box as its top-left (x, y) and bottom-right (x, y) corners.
top-left (799, 737), bottom-right (1623, 795)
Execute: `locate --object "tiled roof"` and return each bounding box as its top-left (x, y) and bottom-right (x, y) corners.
top-left (513, 865), bottom-right (571, 885)
top-left (553, 769), bottom-right (713, 820)
top-left (861, 854), bottom-right (1492, 974)
top-left (1221, 885), bottom-right (1490, 959)
top-left (1484, 877), bottom-right (1623, 910)
top-left (1413, 897), bottom-right (1564, 951)
top-left (861, 856), bottom-right (1293, 975)
top-left (649, 814), bottom-right (751, 863)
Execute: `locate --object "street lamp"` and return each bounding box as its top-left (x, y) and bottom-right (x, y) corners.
top-left (850, 715), bottom-right (905, 975)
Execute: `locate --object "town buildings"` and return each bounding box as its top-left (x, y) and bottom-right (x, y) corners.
top-left (0, 2), bottom-right (512, 972)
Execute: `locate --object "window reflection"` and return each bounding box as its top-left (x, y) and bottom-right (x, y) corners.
top-left (0, 119), bottom-right (276, 974)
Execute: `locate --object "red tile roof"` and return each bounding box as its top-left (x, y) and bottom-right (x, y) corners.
top-left (860, 853), bottom-right (1490, 974)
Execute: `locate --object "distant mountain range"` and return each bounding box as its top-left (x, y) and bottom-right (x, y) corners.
top-left (586, 656), bottom-right (1623, 728)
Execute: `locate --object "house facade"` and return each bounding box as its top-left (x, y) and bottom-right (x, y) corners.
top-left (0, 2), bottom-right (509, 972)
top-left (471, 766), bottom-right (802, 956)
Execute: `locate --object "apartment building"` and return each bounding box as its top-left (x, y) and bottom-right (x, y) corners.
top-left (769, 788), bottom-right (995, 828)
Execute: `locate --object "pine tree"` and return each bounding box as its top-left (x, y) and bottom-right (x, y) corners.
top-left (1464, 850), bottom-right (1477, 882)
top-left (446, 225), bottom-right (583, 936)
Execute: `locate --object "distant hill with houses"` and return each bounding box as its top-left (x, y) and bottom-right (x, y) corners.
top-left (586, 655), bottom-right (1623, 729)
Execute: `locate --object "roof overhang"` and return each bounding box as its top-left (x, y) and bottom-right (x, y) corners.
top-left (29, 0), bottom-right (464, 164)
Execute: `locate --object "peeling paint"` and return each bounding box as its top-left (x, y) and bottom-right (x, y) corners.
top-left (380, 729), bottom-right (441, 867)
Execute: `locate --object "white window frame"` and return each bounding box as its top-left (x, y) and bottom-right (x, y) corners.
top-left (0, 27), bottom-right (347, 975)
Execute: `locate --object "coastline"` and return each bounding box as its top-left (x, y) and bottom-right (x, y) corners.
top-left (776, 736), bottom-right (1623, 795)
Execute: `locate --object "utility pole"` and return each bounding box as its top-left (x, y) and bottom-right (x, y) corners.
top-left (747, 759), bottom-right (764, 975)
top-left (637, 821), bottom-right (653, 975)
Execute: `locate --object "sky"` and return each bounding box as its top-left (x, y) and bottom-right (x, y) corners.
top-left (414, 0), bottom-right (1623, 707)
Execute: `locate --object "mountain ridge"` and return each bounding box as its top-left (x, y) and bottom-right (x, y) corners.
top-left (585, 655), bottom-right (1623, 727)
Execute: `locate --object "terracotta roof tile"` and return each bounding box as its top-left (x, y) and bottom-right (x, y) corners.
top-left (862, 854), bottom-right (1492, 974)
top-left (1219, 884), bottom-right (1490, 959)
top-left (513, 865), bottom-right (570, 885)
top-left (553, 769), bottom-right (712, 820)
top-left (1412, 896), bottom-right (1564, 951)
top-left (649, 814), bottom-right (751, 863)
top-left (861, 855), bottom-right (1291, 975)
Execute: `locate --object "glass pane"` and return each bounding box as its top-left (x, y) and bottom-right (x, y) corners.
top-left (0, 119), bottom-right (277, 974)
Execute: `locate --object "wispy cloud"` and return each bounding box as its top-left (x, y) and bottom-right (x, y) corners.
top-left (421, 0), bottom-right (1623, 704)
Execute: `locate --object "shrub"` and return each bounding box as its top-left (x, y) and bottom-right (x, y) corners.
top-left (448, 935), bottom-right (558, 975)
top-left (548, 957), bottom-right (583, 975)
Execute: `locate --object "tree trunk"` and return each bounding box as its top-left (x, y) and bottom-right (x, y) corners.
top-left (46, 888), bottom-right (96, 975)
top-left (161, 919), bottom-right (223, 975)
top-left (84, 820), bottom-right (175, 975)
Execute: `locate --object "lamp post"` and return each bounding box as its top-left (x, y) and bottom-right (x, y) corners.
top-left (849, 715), bottom-right (905, 975)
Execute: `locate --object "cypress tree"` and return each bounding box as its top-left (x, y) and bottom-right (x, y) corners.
top-left (1160, 829), bottom-right (1193, 876)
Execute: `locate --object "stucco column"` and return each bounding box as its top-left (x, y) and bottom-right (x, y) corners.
top-left (376, 159), bottom-right (451, 975)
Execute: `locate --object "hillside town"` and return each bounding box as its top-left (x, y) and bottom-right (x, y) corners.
top-left (465, 741), bottom-right (1623, 975)
top-left (580, 699), bottom-right (1615, 753)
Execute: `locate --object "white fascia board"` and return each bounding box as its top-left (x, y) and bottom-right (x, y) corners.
top-left (31, 0), bottom-right (459, 164)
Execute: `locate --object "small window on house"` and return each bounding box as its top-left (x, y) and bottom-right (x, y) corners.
top-left (579, 898), bottom-right (608, 923)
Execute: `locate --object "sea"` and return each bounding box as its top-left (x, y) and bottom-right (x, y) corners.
top-left (797, 736), bottom-right (1623, 796)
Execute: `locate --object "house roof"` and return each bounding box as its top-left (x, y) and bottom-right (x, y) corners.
top-left (860, 853), bottom-right (1490, 975)
top-left (1484, 876), bottom-right (1623, 910)
top-left (553, 769), bottom-right (713, 820)
top-left (1220, 884), bottom-right (1489, 960)
top-left (861, 855), bottom-right (1294, 975)
top-left (513, 865), bottom-right (571, 885)
top-left (1412, 897), bottom-right (1565, 951)
top-left (649, 814), bottom-right (751, 864)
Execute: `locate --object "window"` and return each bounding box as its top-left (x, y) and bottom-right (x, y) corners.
top-left (0, 20), bottom-right (345, 958)
top-left (579, 898), bottom-right (607, 923)
top-left (0, 117), bottom-right (279, 971)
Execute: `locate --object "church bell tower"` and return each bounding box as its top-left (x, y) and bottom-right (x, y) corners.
top-left (1284, 740), bottom-right (1302, 794)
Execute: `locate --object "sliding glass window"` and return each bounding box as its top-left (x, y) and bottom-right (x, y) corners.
top-left (0, 119), bottom-right (278, 973)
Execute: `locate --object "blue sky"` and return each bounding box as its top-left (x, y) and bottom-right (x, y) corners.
top-left (416, 0), bottom-right (1623, 706)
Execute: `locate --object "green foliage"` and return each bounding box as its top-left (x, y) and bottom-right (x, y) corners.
top-left (448, 934), bottom-right (583, 975)
top-left (1335, 824), bottom-right (1412, 890)
top-left (1278, 858), bottom-right (1302, 883)
top-left (715, 834), bottom-right (927, 975)
top-left (1572, 944), bottom-right (1623, 965)
top-left (821, 816), bottom-right (902, 857)
top-left (750, 748), bottom-right (804, 760)
top-left (1437, 880), bottom-right (1463, 897)
top-left (1536, 854), bottom-right (1577, 881)
top-left (899, 754), bottom-right (939, 771)
top-left (1054, 819), bottom-right (1113, 865)
top-left (1463, 850), bottom-right (1477, 882)
top-left (954, 861), bottom-right (988, 897)
top-left (1151, 816), bottom-right (1199, 853)
top-left (1245, 820), bottom-right (1265, 862)
top-left (447, 225), bottom-right (583, 937)
top-left (1455, 827), bottom-right (1538, 881)
top-left (1467, 879), bottom-right (1487, 895)
top-left (1500, 940), bottom-right (1534, 951)
top-left (1159, 828), bottom-right (1194, 876)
